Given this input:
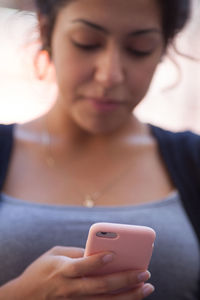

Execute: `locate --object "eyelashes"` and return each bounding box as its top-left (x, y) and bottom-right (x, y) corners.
top-left (126, 49), bottom-right (153, 57)
top-left (72, 41), bottom-right (153, 57)
top-left (72, 41), bottom-right (100, 51)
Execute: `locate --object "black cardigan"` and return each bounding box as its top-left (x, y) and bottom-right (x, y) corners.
top-left (0, 123), bottom-right (200, 244)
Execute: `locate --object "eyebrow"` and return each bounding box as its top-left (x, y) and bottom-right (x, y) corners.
top-left (71, 19), bottom-right (162, 36)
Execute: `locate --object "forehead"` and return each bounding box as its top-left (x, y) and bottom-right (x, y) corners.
top-left (55, 0), bottom-right (162, 33)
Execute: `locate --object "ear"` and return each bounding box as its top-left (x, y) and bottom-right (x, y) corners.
top-left (34, 48), bottom-right (52, 80)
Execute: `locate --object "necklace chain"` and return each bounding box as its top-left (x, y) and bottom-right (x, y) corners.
top-left (42, 119), bottom-right (153, 207)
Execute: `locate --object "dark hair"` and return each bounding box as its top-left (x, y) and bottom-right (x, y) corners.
top-left (35, 0), bottom-right (191, 54)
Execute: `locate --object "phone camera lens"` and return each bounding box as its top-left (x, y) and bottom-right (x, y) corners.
top-left (96, 231), bottom-right (117, 238)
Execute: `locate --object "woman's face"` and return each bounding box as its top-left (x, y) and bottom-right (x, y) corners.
top-left (50, 0), bottom-right (164, 134)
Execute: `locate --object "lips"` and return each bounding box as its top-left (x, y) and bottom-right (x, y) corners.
top-left (84, 97), bottom-right (123, 112)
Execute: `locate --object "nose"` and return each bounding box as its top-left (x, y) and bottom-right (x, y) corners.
top-left (94, 45), bottom-right (125, 88)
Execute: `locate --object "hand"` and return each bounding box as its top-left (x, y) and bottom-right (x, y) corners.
top-left (2, 246), bottom-right (155, 299)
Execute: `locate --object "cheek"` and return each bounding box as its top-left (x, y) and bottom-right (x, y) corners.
top-left (129, 59), bottom-right (159, 95)
top-left (53, 50), bottom-right (92, 90)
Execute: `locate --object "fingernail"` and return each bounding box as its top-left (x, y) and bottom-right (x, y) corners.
top-left (102, 254), bottom-right (114, 264)
top-left (142, 283), bottom-right (155, 297)
top-left (138, 271), bottom-right (151, 282)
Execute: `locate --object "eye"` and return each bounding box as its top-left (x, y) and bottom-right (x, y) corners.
top-left (72, 41), bottom-right (100, 51)
top-left (127, 48), bottom-right (153, 57)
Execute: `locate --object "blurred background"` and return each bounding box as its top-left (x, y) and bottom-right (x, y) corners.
top-left (0, 0), bottom-right (200, 132)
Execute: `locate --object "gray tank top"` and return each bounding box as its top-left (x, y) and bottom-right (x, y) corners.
top-left (0, 192), bottom-right (199, 299)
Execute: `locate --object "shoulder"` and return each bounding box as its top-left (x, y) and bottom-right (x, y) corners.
top-left (150, 125), bottom-right (200, 214)
top-left (0, 123), bottom-right (15, 190)
top-left (0, 123), bottom-right (15, 149)
top-left (150, 125), bottom-right (200, 238)
top-left (150, 124), bottom-right (200, 162)
top-left (0, 123), bottom-right (15, 155)
top-left (0, 123), bottom-right (15, 138)
top-left (150, 124), bottom-right (200, 143)
top-left (149, 124), bottom-right (200, 190)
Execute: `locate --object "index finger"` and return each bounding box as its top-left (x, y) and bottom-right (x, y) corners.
top-left (49, 246), bottom-right (85, 258)
top-left (62, 252), bottom-right (114, 278)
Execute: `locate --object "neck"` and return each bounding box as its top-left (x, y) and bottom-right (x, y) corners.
top-left (45, 103), bottom-right (149, 149)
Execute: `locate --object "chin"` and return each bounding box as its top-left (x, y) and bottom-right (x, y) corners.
top-left (78, 121), bottom-right (124, 135)
top-left (73, 111), bottom-right (129, 135)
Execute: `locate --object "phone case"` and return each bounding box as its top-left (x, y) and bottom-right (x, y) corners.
top-left (84, 222), bottom-right (156, 275)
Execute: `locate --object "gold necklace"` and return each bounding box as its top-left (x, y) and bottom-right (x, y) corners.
top-left (42, 121), bottom-right (153, 208)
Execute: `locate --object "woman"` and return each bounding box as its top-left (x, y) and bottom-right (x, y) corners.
top-left (0, 0), bottom-right (199, 299)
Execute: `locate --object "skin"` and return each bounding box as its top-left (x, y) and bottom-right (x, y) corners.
top-left (0, 0), bottom-right (176, 298)
top-left (4, 0), bottom-right (173, 206)
top-left (0, 247), bottom-right (154, 299)
top-left (51, 0), bottom-right (164, 134)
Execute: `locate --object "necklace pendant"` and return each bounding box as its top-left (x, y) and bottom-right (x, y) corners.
top-left (83, 195), bottom-right (95, 208)
top-left (46, 156), bottom-right (55, 168)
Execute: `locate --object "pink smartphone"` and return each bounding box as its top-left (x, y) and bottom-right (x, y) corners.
top-left (84, 222), bottom-right (156, 276)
